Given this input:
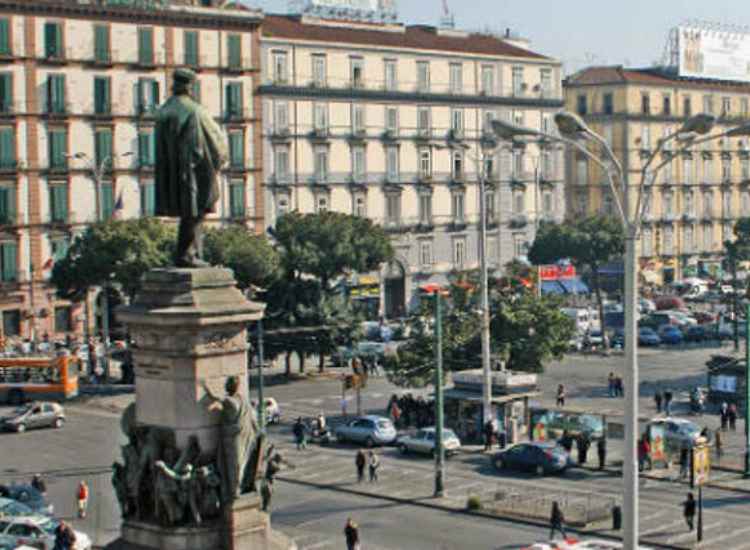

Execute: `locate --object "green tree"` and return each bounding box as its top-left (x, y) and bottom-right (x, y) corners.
top-left (528, 216), bottom-right (625, 345)
top-left (203, 226), bottom-right (280, 290)
top-left (51, 218), bottom-right (176, 302)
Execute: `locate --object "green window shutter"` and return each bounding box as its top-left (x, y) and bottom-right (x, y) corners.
top-left (139, 133), bottom-right (154, 166)
top-left (0, 128), bottom-right (14, 168)
top-left (0, 19), bottom-right (10, 55)
top-left (138, 28), bottom-right (153, 64)
top-left (229, 133), bottom-right (243, 167)
top-left (230, 184), bottom-right (245, 217)
top-left (0, 73), bottom-right (12, 112)
top-left (151, 80), bottom-right (160, 111)
top-left (226, 83), bottom-right (242, 117)
top-left (94, 77), bottom-right (110, 113)
top-left (48, 75), bottom-right (65, 113)
top-left (228, 35), bottom-right (241, 68)
top-left (51, 185), bottom-right (67, 222)
top-left (1, 241), bottom-right (17, 281)
top-left (141, 183), bottom-right (155, 216)
top-left (50, 130), bottom-right (67, 169)
top-left (95, 130), bottom-right (112, 167)
top-left (184, 31), bottom-right (198, 66)
top-left (0, 187), bottom-right (15, 224)
top-left (101, 183), bottom-right (113, 220)
top-left (44, 22), bottom-right (60, 58)
top-left (94, 25), bottom-right (109, 62)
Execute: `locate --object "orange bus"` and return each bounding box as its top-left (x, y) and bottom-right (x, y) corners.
top-left (0, 353), bottom-right (80, 405)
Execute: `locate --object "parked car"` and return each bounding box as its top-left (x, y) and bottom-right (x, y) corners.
top-left (658, 325), bottom-right (684, 345)
top-left (638, 327), bottom-right (661, 346)
top-left (647, 417), bottom-right (710, 453)
top-left (685, 325), bottom-right (708, 343)
top-left (611, 329), bottom-right (625, 348)
top-left (0, 402), bottom-right (65, 433)
top-left (397, 427), bottom-right (462, 457)
top-left (492, 442), bottom-right (573, 476)
top-left (334, 415), bottom-right (397, 447)
top-left (0, 516), bottom-right (91, 550)
top-left (0, 485), bottom-right (53, 516)
top-left (0, 498), bottom-right (36, 519)
top-left (535, 411), bottom-right (604, 439)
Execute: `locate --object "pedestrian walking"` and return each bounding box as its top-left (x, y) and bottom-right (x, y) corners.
top-left (715, 428), bottom-right (723, 460)
top-left (549, 501), bottom-right (567, 540)
top-left (556, 384), bottom-right (566, 408)
top-left (664, 390), bottom-right (673, 416)
top-left (679, 446), bottom-right (689, 480)
top-left (355, 449), bottom-right (366, 483)
top-left (616, 376), bottom-right (624, 397)
top-left (597, 437), bottom-right (607, 471)
top-left (728, 403), bottom-right (738, 431)
top-left (483, 420), bottom-right (495, 452)
top-left (31, 473), bottom-right (47, 496)
top-left (638, 436), bottom-right (651, 471)
top-left (608, 372), bottom-right (616, 398)
top-left (368, 450), bottom-right (380, 483)
top-left (344, 518), bottom-right (360, 550)
top-left (720, 401), bottom-right (729, 431)
top-left (654, 390), bottom-right (663, 414)
top-left (559, 430), bottom-right (574, 454)
top-left (341, 397), bottom-right (348, 418)
top-left (54, 521), bottom-right (76, 550)
top-left (683, 492), bottom-right (696, 531)
top-left (292, 417), bottom-right (307, 450)
top-left (577, 433), bottom-right (590, 465)
top-left (76, 480), bottom-right (89, 519)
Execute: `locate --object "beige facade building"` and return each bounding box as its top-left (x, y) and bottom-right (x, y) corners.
top-left (0, 0), bottom-right (262, 341)
top-left (259, 14), bottom-right (564, 317)
top-left (565, 66), bottom-right (750, 284)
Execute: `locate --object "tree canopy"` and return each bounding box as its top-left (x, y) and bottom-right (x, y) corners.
top-left (203, 226), bottom-right (280, 290)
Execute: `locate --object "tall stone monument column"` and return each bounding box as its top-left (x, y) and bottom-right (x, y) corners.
top-left (108, 267), bottom-right (295, 550)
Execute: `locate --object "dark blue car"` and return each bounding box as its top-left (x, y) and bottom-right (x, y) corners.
top-left (492, 442), bottom-right (572, 476)
top-left (0, 484), bottom-right (53, 515)
top-left (658, 325), bottom-right (683, 345)
top-left (638, 327), bottom-right (661, 346)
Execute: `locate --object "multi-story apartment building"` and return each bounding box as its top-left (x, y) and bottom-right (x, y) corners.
top-left (259, 13), bottom-right (564, 318)
top-left (0, 0), bottom-right (262, 341)
top-left (565, 65), bottom-right (750, 284)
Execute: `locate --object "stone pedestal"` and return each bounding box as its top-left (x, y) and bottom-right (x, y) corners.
top-left (107, 267), bottom-right (295, 550)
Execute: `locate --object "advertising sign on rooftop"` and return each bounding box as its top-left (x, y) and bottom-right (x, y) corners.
top-left (306, 0), bottom-right (397, 20)
top-left (678, 24), bottom-right (750, 83)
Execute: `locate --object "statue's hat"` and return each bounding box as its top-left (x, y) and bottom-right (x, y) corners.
top-left (173, 68), bottom-right (197, 84)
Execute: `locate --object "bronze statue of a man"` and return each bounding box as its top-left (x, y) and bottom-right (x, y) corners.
top-left (155, 68), bottom-right (228, 267)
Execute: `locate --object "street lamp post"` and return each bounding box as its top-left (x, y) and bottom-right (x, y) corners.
top-left (492, 112), bottom-right (738, 550)
top-left (433, 288), bottom-right (445, 497)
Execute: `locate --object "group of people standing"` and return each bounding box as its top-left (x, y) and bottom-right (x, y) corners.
top-left (386, 394), bottom-right (434, 430)
top-left (355, 449), bottom-right (380, 483)
top-left (607, 373), bottom-right (625, 398)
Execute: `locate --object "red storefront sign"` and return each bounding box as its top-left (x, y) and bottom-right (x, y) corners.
top-left (538, 264), bottom-right (576, 281)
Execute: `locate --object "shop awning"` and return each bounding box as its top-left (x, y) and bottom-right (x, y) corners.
top-left (558, 277), bottom-right (589, 294)
top-left (541, 281), bottom-right (565, 295)
top-left (442, 388), bottom-right (540, 403)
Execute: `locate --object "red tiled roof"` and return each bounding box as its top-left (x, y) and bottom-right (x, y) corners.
top-left (262, 14), bottom-right (550, 61)
top-left (567, 65), bottom-right (750, 92)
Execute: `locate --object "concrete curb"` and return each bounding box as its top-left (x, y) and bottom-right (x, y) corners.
top-left (276, 476), bottom-right (687, 550)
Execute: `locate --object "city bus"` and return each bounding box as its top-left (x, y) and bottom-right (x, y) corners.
top-left (0, 353), bottom-right (80, 405)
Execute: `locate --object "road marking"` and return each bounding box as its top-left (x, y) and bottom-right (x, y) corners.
top-left (639, 519), bottom-right (685, 538)
top-left (702, 524), bottom-right (750, 548)
top-left (665, 522), bottom-right (722, 545)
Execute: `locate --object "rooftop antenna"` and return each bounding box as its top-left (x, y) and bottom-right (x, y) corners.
top-left (440, 0), bottom-right (455, 29)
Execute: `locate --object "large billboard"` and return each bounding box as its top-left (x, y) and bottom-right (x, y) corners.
top-left (679, 25), bottom-right (750, 83)
top-left (309, 0), bottom-right (378, 9)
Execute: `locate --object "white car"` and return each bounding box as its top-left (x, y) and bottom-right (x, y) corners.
top-left (0, 516), bottom-right (91, 550)
top-left (397, 427), bottom-right (462, 457)
top-left (523, 539), bottom-right (653, 549)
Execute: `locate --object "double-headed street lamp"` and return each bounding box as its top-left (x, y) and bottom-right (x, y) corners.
top-left (493, 112), bottom-right (750, 549)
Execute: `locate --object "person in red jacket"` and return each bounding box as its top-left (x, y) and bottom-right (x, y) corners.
top-left (77, 481), bottom-right (89, 519)
top-left (638, 436), bottom-right (651, 472)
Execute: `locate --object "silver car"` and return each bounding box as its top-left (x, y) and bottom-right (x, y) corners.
top-left (0, 516), bottom-right (91, 550)
top-left (397, 427), bottom-right (461, 457)
top-left (647, 417), bottom-right (709, 452)
top-left (1, 402), bottom-right (65, 433)
top-left (334, 415), bottom-right (397, 447)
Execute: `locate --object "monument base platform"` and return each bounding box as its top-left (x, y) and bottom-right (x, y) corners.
top-left (106, 497), bottom-right (296, 550)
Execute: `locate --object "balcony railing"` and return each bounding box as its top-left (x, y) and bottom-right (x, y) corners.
top-left (0, 211), bottom-right (16, 226)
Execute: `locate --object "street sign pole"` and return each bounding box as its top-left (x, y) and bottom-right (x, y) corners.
top-left (697, 485), bottom-right (703, 543)
top-left (745, 303), bottom-right (750, 476)
top-left (257, 319), bottom-right (265, 433)
top-left (434, 291), bottom-right (445, 498)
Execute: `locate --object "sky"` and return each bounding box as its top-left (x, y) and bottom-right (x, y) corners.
top-left (247, 0), bottom-right (747, 74)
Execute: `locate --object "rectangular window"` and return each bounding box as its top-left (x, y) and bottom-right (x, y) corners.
top-left (723, 191), bottom-right (732, 216)
top-left (683, 96), bottom-right (692, 117)
top-left (274, 147), bottom-right (289, 180)
top-left (664, 226), bottom-right (673, 254)
top-left (44, 21), bottom-right (63, 59)
top-left (0, 241), bottom-right (17, 282)
top-left (703, 192), bottom-right (713, 217)
top-left (94, 76), bottom-right (111, 114)
top-left (54, 306), bottom-right (72, 333)
top-left (417, 106), bottom-right (430, 136)
top-left (663, 94), bottom-right (671, 115)
top-left (273, 51), bottom-right (288, 83)
top-left (418, 148), bottom-right (431, 180)
top-left (353, 195), bottom-right (366, 217)
top-left (50, 237), bottom-right (69, 261)
top-left (47, 74), bottom-right (66, 114)
top-left (663, 191), bottom-right (673, 217)
top-left (49, 183), bottom-right (68, 222)
top-left (684, 190), bottom-right (694, 217)
top-left (94, 25), bottom-right (110, 63)
top-left (385, 106), bottom-right (398, 134)
top-left (722, 159), bottom-right (731, 182)
top-left (2, 309), bottom-right (20, 336)
top-left (313, 103), bottom-right (328, 133)
top-left (352, 103), bottom-right (365, 134)
top-left (314, 148), bottom-right (328, 182)
top-left (453, 239), bottom-right (466, 268)
top-left (485, 191), bottom-right (496, 223)
top-left (703, 157), bottom-right (713, 182)
top-left (100, 182), bottom-right (114, 220)
top-left (451, 192), bottom-right (465, 223)
top-left (184, 30), bottom-right (199, 67)
top-left (315, 194), bottom-right (328, 213)
top-left (274, 101), bottom-right (288, 133)
top-left (540, 68), bottom-right (552, 97)
top-left (138, 131), bottom-right (155, 167)
top-left (350, 57), bottom-right (364, 88)
top-left (743, 191), bottom-right (750, 215)
top-left (0, 73), bottom-right (11, 113)
top-left (138, 28), bottom-right (154, 65)
top-left (352, 146), bottom-right (365, 179)
top-left (641, 93), bottom-right (650, 115)
top-left (227, 35), bottom-right (242, 69)
top-left (452, 151), bottom-right (464, 180)
top-left (451, 109), bottom-right (464, 135)
top-left (481, 65), bottom-right (494, 95)
top-left (416, 61), bottom-right (430, 92)
top-left (312, 54), bottom-right (326, 87)
top-left (420, 241), bottom-right (433, 267)
top-left (385, 194), bottom-right (401, 225)
top-left (703, 95), bottom-right (714, 114)
top-left (743, 158), bottom-right (750, 181)
top-left (418, 193), bottom-right (432, 224)
top-left (542, 190), bottom-right (553, 218)
top-left (642, 228), bottom-right (652, 256)
top-left (0, 18), bottom-right (10, 56)
top-left (228, 131), bottom-right (244, 168)
top-left (640, 125), bottom-right (650, 150)
top-left (386, 146), bottom-right (399, 181)
top-left (722, 97), bottom-right (732, 116)
top-left (0, 127), bottom-right (15, 169)
top-left (0, 185), bottom-right (16, 224)
top-left (577, 94), bottom-right (587, 115)
top-left (576, 158), bottom-right (588, 185)
top-left (229, 181), bottom-right (245, 218)
top-left (137, 78), bottom-right (160, 114)
top-left (742, 98), bottom-right (749, 117)
top-left (275, 195), bottom-right (290, 218)
top-left (94, 128), bottom-right (113, 169)
top-left (225, 82), bottom-right (243, 118)
top-left (384, 59), bottom-right (397, 91)
top-left (684, 158), bottom-right (693, 185)
top-left (141, 181), bottom-right (156, 216)
top-left (512, 67), bottom-right (524, 96)
top-left (449, 63), bottom-right (462, 93)
top-left (48, 129), bottom-right (67, 170)
top-left (513, 190), bottom-right (525, 214)
top-left (603, 93), bottom-right (613, 114)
